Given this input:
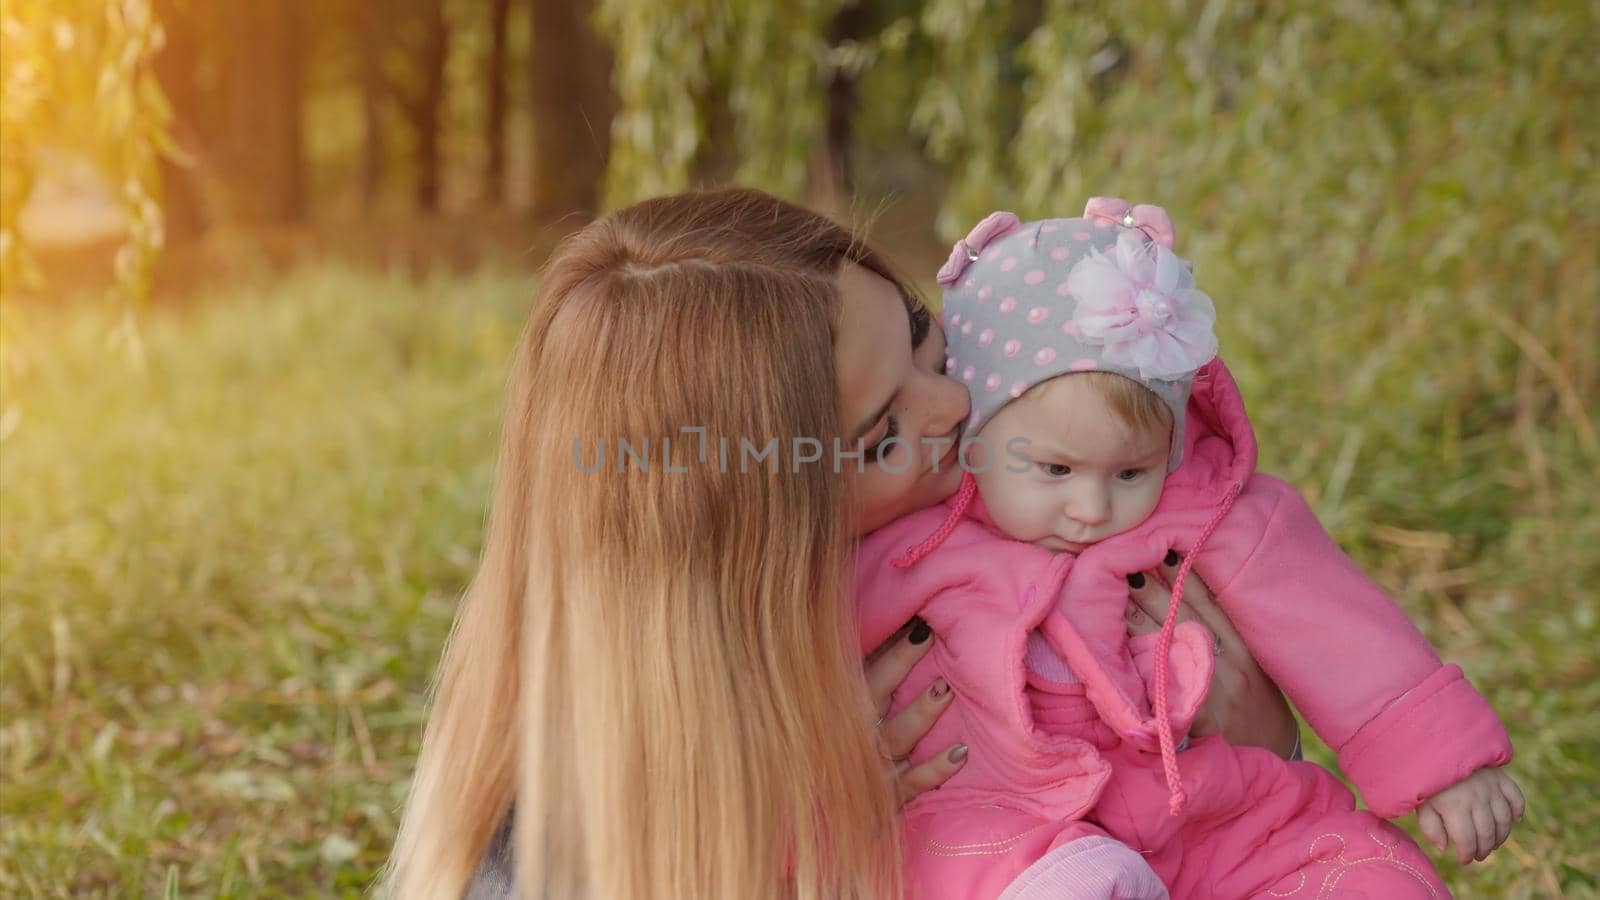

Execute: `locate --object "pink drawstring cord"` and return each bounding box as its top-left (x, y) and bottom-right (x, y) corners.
top-left (893, 472), bottom-right (978, 569)
top-left (1152, 480), bottom-right (1242, 815)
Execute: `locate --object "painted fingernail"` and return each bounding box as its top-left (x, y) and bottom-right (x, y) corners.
top-left (909, 620), bottom-right (932, 645)
top-left (1127, 572), bottom-right (1146, 589)
top-left (1164, 549), bottom-right (1180, 566)
top-left (929, 678), bottom-right (950, 699)
top-left (947, 744), bottom-right (968, 764)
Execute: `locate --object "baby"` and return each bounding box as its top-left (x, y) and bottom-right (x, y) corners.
top-left (854, 200), bottom-right (1522, 899)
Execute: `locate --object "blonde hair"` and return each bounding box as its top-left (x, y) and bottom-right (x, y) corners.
top-left (383, 189), bottom-right (910, 899)
top-left (1033, 371), bottom-right (1172, 439)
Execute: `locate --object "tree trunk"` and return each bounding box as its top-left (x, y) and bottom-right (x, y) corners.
top-left (218, 0), bottom-right (305, 224)
top-left (358, 1), bottom-right (386, 211)
top-left (413, 0), bottom-right (450, 213)
top-left (483, 0), bottom-right (512, 205)
top-left (813, 0), bottom-right (868, 211)
top-left (149, 0), bottom-right (208, 240)
top-left (528, 0), bottom-right (615, 221)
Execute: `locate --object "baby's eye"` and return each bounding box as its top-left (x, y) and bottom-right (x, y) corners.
top-left (1116, 468), bottom-right (1144, 481)
top-left (1042, 463), bottom-right (1071, 477)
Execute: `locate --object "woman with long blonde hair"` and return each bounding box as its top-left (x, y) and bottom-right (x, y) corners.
top-left (383, 188), bottom-right (1297, 898)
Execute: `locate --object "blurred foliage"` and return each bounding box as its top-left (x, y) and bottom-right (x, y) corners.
top-left (597, 0), bottom-right (838, 203)
top-left (0, 0), bottom-right (169, 321)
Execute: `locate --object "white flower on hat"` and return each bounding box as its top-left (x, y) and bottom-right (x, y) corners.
top-left (1067, 231), bottom-right (1218, 381)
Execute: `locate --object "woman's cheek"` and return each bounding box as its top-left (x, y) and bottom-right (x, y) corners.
top-left (853, 469), bottom-right (917, 532)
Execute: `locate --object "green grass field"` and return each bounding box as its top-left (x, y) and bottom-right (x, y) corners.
top-left (2, 264), bottom-right (1596, 896)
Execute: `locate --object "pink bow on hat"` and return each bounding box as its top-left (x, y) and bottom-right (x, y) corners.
top-left (936, 211), bottom-right (1022, 286)
top-left (1083, 197), bottom-right (1177, 250)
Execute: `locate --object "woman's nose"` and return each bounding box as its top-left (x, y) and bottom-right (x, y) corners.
top-left (919, 370), bottom-right (970, 440)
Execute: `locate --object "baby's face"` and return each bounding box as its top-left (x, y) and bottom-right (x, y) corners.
top-left (971, 376), bottom-right (1169, 553)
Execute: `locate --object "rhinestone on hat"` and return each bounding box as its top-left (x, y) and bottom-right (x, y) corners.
top-left (1121, 212), bottom-right (1136, 227)
top-left (965, 244), bottom-right (981, 261)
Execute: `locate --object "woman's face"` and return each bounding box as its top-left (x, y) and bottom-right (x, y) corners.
top-left (835, 263), bottom-right (970, 535)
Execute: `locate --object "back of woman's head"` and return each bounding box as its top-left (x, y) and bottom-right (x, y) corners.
top-left (386, 188), bottom-right (904, 899)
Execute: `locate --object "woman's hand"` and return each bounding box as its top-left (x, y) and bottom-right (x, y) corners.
top-left (864, 617), bottom-right (968, 806)
top-left (1124, 551), bottom-right (1300, 758)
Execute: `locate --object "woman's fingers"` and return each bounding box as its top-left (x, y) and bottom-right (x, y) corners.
top-left (894, 743), bottom-right (969, 807)
top-left (1125, 552), bottom-right (1301, 761)
top-left (1141, 550), bottom-right (1299, 758)
top-left (863, 616), bottom-right (967, 808)
top-left (864, 617), bottom-right (934, 714)
top-left (880, 678), bottom-right (955, 761)
top-left (1158, 550), bottom-right (1249, 657)
top-left (1125, 569), bottom-right (1180, 624)
top-left (1128, 561), bottom-right (1221, 653)
top-left (1124, 600), bottom-right (1160, 636)
top-left (1157, 548), bottom-right (1210, 599)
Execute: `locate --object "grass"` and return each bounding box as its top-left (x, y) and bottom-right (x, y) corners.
top-left (2, 262), bottom-right (1597, 897)
top-left (1, 266), bottom-right (523, 895)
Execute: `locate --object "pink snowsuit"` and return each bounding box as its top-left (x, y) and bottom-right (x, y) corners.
top-left (854, 359), bottom-right (1512, 899)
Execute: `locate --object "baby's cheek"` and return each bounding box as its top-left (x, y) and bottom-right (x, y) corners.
top-left (1121, 476), bottom-right (1167, 534)
top-left (1144, 475), bottom-right (1168, 517)
top-left (974, 469), bottom-right (1036, 535)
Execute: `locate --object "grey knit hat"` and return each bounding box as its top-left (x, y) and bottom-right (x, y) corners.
top-left (936, 199), bottom-right (1219, 471)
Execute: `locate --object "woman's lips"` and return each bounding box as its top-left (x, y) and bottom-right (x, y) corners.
top-left (924, 433), bottom-right (962, 475)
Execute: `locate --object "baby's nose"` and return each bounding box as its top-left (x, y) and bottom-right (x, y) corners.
top-left (1065, 486), bottom-right (1111, 526)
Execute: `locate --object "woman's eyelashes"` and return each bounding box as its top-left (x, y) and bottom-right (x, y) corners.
top-left (867, 416), bottom-right (900, 463)
top-left (868, 331), bottom-right (950, 469)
